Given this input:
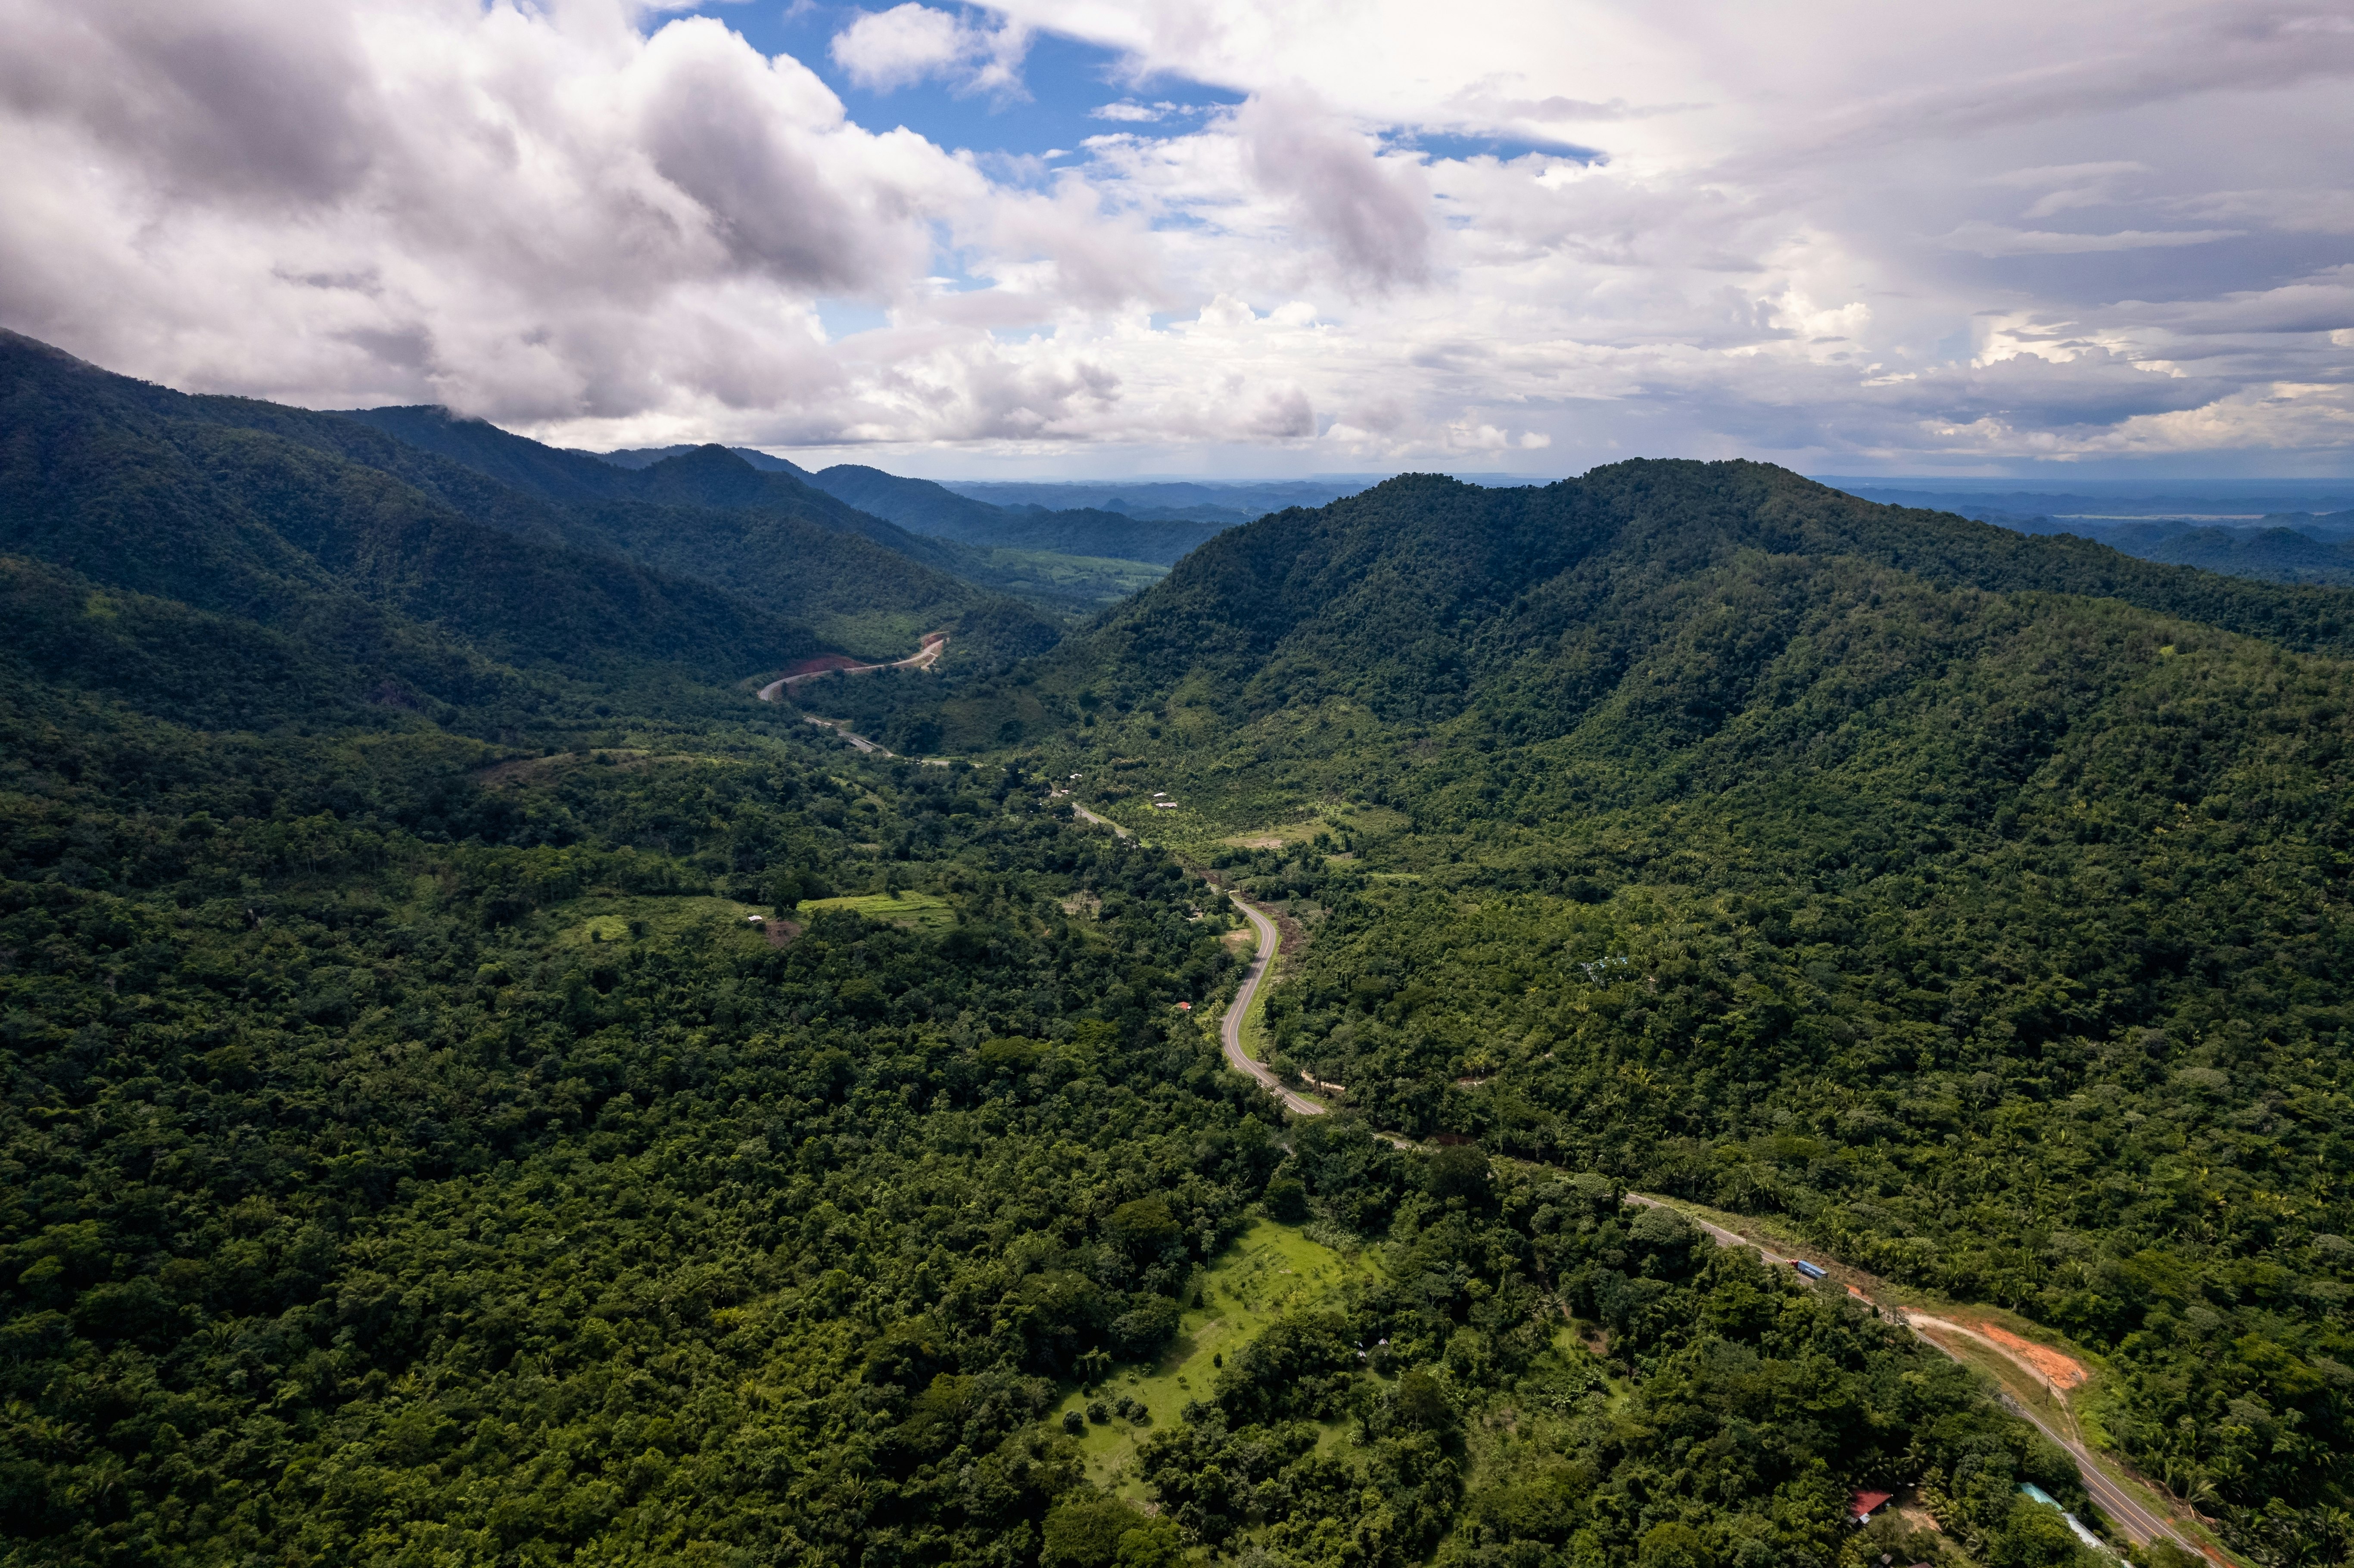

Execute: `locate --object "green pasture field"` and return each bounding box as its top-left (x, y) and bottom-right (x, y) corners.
top-left (1055, 1219), bottom-right (1380, 1499)
top-left (793, 890), bottom-right (957, 929)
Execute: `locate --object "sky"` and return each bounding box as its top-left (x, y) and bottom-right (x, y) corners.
top-left (0, 0), bottom-right (2349, 480)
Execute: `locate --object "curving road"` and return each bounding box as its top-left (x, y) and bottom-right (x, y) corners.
top-left (1218, 893), bottom-right (1328, 1117)
top-left (757, 630), bottom-right (947, 703)
top-left (1059, 793), bottom-right (1320, 1116)
top-left (1628, 1195), bottom-right (2220, 1564)
top-left (1059, 805), bottom-right (2223, 1560)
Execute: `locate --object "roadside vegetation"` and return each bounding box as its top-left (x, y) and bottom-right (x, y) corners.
top-left (846, 462), bottom-right (2354, 1565)
top-left (7, 322), bottom-right (2348, 1565)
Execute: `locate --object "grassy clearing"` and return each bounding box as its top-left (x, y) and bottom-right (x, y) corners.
top-left (792, 890), bottom-right (956, 929)
top-left (972, 548), bottom-right (1167, 607)
top-left (550, 895), bottom-right (773, 952)
top-left (1055, 1219), bottom-right (1379, 1498)
top-left (1218, 822), bottom-right (1326, 850)
top-left (803, 609), bottom-right (932, 662)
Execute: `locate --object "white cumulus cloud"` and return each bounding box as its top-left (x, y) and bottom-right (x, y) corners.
top-left (0, 0), bottom-right (2347, 474)
top-left (830, 4), bottom-right (1029, 96)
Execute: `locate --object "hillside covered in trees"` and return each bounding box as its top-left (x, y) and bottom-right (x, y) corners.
top-left (7, 323), bottom-right (2344, 1567)
top-left (1, 342), bottom-right (2136, 1568)
top-left (0, 683), bottom-right (2100, 1566)
top-left (0, 330), bottom-right (1072, 670)
top-left (810, 462), bottom-right (2354, 1565)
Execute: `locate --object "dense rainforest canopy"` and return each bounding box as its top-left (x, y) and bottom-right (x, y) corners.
top-left (0, 578), bottom-right (2087, 1568)
top-left (824, 463), bottom-right (2354, 1566)
top-left (3, 333), bottom-right (2341, 1568)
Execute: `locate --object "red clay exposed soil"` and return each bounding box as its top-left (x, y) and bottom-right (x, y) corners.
top-left (1977, 1322), bottom-right (2091, 1389)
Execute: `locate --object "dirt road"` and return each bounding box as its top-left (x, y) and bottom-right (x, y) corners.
top-left (1631, 1196), bottom-right (2221, 1564)
top-left (799, 716), bottom-right (887, 754)
top-left (757, 630), bottom-right (947, 703)
top-left (1901, 1313), bottom-right (2209, 1562)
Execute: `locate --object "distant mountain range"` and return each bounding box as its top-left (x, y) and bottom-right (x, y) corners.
top-left (0, 329), bottom-right (1094, 740)
top-left (579, 447), bottom-right (1283, 566)
top-left (940, 478), bottom-right (1371, 523)
top-left (1827, 479), bottom-right (2354, 586)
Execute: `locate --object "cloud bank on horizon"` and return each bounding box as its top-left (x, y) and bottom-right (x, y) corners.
top-left (0, 0), bottom-right (2348, 476)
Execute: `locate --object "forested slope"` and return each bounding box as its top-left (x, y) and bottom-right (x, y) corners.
top-left (0, 333), bottom-right (825, 688)
top-left (0, 414), bottom-right (2114, 1568)
top-left (819, 461), bottom-right (2354, 1563)
top-left (0, 331), bottom-right (1066, 668)
top-left (332, 407), bottom-right (1078, 656)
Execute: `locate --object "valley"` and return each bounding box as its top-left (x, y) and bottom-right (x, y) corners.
top-left (1, 331), bottom-right (2345, 1568)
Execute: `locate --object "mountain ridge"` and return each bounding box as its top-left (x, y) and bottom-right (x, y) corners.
top-left (808, 457), bottom-right (2354, 1557)
top-left (803, 464), bottom-right (1230, 565)
top-left (0, 330), bottom-right (828, 696)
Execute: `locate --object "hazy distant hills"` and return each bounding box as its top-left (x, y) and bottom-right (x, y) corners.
top-left (943, 477), bottom-right (1370, 518)
top-left (587, 454), bottom-right (1345, 566)
top-left (1829, 479), bottom-right (2354, 587)
top-left (2064, 517), bottom-right (2354, 585)
top-left (585, 453), bottom-right (1245, 567)
top-left (803, 465), bottom-right (1229, 565)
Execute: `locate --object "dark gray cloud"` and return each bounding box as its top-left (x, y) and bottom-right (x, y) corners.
top-left (1804, 2), bottom-right (2354, 152)
top-left (636, 31), bottom-right (908, 290)
top-left (1234, 87), bottom-right (1433, 290)
top-left (1874, 349), bottom-right (2229, 428)
top-left (0, 0), bottom-right (381, 204)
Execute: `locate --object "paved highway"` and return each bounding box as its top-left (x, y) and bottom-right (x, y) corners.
top-left (1632, 1196), bottom-right (2219, 1564)
top-left (1217, 893), bottom-right (1327, 1117)
top-left (1056, 802), bottom-right (1326, 1117)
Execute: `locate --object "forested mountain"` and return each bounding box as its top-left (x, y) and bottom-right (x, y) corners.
top-left (332, 405), bottom-right (1077, 653)
top-left (825, 461), bottom-right (2354, 755)
top-left (594, 442), bottom-right (810, 475)
top-left (6, 367), bottom-right (2341, 1568)
top-left (0, 331), bottom-right (1074, 667)
top-left (0, 331), bottom-right (826, 690)
top-left (0, 400), bottom-right (2103, 1568)
top-left (809, 460), bottom-right (2354, 1563)
top-left (335, 404), bottom-right (1148, 631)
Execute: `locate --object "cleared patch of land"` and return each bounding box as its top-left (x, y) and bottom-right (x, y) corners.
top-left (1054, 1219), bottom-right (1376, 1499)
top-left (551, 895), bottom-right (775, 952)
top-left (793, 890), bottom-right (956, 929)
top-left (1620, 1187), bottom-right (2240, 1565)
